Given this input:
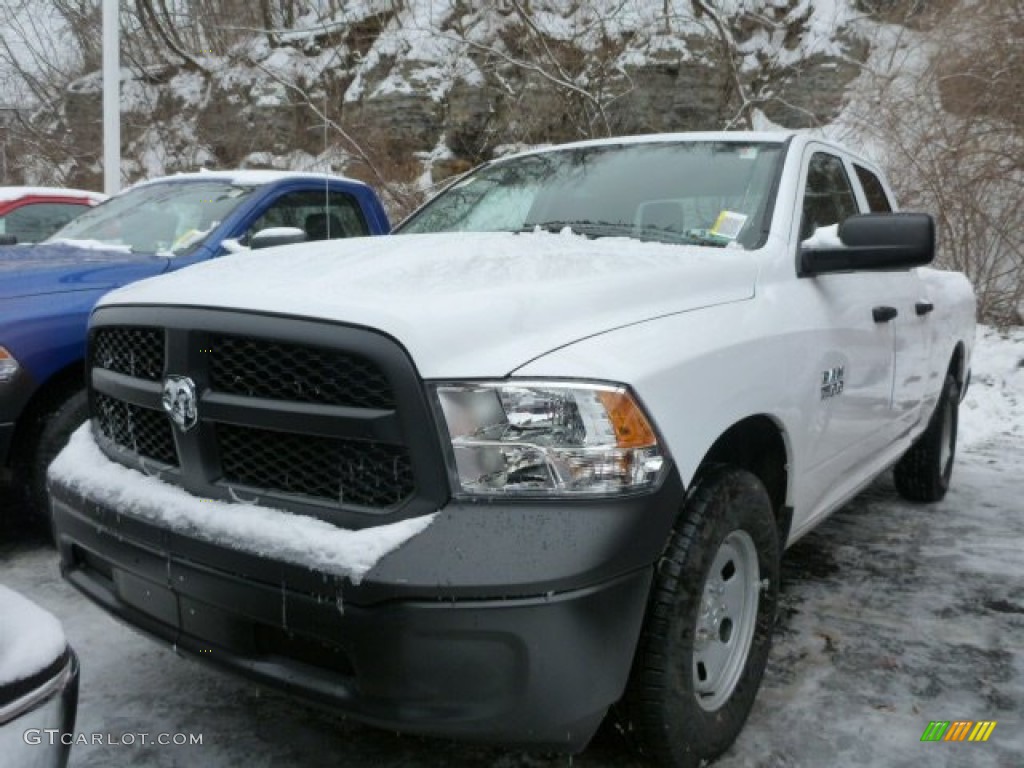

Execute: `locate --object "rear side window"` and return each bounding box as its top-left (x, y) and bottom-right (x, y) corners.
top-left (854, 165), bottom-right (893, 212)
top-left (799, 153), bottom-right (860, 241)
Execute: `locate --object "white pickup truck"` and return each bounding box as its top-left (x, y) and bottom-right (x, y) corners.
top-left (49, 132), bottom-right (975, 767)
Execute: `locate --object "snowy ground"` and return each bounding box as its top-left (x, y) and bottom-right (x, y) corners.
top-left (0, 326), bottom-right (1021, 768)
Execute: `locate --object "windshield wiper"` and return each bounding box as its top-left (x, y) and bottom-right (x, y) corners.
top-left (675, 228), bottom-right (732, 248)
top-left (517, 221), bottom-right (733, 247)
top-left (516, 220), bottom-right (636, 239)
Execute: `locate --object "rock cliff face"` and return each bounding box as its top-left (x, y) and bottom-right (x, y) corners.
top-left (49, 1), bottom-right (877, 196)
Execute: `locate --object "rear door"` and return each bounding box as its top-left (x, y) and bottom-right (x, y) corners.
top-left (851, 162), bottom-right (932, 433)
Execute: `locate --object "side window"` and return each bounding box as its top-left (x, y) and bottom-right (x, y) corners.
top-left (0, 202), bottom-right (89, 243)
top-left (854, 165), bottom-right (893, 212)
top-left (799, 153), bottom-right (860, 241)
top-left (247, 190), bottom-right (369, 243)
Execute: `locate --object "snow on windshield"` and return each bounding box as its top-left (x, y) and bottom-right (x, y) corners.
top-left (49, 426), bottom-right (437, 584)
top-left (46, 181), bottom-right (255, 255)
top-left (0, 585), bottom-right (67, 687)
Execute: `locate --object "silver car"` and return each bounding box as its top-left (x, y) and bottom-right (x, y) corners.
top-left (0, 586), bottom-right (79, 768)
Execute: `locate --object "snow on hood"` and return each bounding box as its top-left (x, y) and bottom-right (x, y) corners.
top-left (0, 585), bottom-right (67, 687)
top-left (48, 426), bottom-right (436, 584)
top-left (100, 231), bottom-right (758, 378)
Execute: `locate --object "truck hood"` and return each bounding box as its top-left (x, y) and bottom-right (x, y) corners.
top-left (0, 242), bottom-right (170, 300)
top-left (100, 232), bottom-right (757, 378)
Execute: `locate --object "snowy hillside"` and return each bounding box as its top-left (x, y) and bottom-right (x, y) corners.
top-left (6, 0), bottom-right (876, 195)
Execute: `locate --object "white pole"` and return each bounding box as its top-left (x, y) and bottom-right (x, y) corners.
top-left (102, 0), bottom-right (120, 194)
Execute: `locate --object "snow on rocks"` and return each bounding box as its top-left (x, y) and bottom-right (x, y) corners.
top-left (47, 425), bottom-right (436, 584)
top-left (0, 585), bottom-right (67, 686)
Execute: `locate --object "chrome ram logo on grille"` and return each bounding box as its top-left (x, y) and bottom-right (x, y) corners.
top-left (161, 375), bottom-right (198, 432)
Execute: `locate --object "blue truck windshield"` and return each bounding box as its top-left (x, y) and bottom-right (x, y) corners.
top-left (47, 181), bottom-right (256, 255)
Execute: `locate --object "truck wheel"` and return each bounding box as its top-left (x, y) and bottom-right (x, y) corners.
top-left (893, 374), bottom-right (959, 503)
top-left (27, 389), bottom-right (88, 525)
top-left (624, 467), bottom-right (780, 768)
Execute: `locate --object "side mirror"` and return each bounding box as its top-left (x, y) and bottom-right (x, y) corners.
top-left (219, 238), bottom-right (247, 254)
top-left (800, 213), bottom-right (934, 276)
top-left (250, 227), bottom-right (307, 250)
top-left (0, 234), bottom-right (17, 246)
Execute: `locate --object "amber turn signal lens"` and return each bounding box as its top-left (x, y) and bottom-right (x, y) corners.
top-left (596, 390), bottom-right (657, 448)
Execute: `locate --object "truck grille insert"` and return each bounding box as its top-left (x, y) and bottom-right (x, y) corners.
top-left (208, 334), bottom-right (395, 409)
top-left (218, 425), bottom-right (414, 508)
top-left (86, 315), bottom-right (437, 522)
top-left (91, 327), bottom-right (165, 381)
top-left (93, 393), bottom-right (178, 467)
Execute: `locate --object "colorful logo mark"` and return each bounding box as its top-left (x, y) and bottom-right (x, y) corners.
top-left (921, 721), bottom-right (997, 742)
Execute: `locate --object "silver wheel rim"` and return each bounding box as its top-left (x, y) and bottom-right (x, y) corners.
top-left (693, 530), bottom-right (760, 712)
top-left (940, 396), bottom-right (954, 473)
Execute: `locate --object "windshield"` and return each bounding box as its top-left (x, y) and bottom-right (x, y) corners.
top-left (46, 180), bottom-right (256, 254)
top-left (399, 141), bottom-right (785, 249)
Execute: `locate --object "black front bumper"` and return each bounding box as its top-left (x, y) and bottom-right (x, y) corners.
top-left (51, 474), bottom-right (682, 751)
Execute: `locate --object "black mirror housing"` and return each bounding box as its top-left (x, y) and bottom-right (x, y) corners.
top-left (800, 213), bottom-right (935, 276)
top-left (0, 234), bottom-right (18, 246)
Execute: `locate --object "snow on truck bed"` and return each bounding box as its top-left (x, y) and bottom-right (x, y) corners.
top-left (0, 585), bottom-right (67, 686)
top-left (48, 426), bottom-right (435, 584)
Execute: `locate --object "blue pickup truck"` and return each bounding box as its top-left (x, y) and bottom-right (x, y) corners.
top-left (0, 170), bottom-right (390, 517)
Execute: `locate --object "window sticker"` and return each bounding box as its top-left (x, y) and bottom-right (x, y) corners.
top-left (710, 211), bottom-right (748, 240)
top-left (736, 146), bottom-right (759, 160)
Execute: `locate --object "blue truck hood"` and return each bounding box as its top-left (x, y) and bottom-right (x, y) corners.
top-left (0, 243), bottom-right (170, 300)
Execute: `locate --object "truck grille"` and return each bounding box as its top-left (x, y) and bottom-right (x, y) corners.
top-left (91, 327), bottom-right (165, 381)
top-left (208, 334), bottom-right (394, 409)
top-left (86, 311), bottom-right (441, 525)
top-left (93, 392), bottom-right (178, 467)
top-left (218, 424), bottom-right (414, 507)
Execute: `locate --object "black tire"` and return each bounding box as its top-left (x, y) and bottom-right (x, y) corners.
top-left (623, 467), bottom-right (780, 768)
top-left (27, 389), bottom-right (89, 524)
top-left (894, 373), bottom-right (959, 503)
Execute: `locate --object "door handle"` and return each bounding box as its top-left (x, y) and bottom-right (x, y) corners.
top-left (915, 301), bottom-right (934, 316)
top-left (872, 306), bottom-right (899, 323)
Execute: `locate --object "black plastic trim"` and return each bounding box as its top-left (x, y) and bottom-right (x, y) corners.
top-left (51, 484), bottom-right (659, 751)
top-left (87, 305), bottom-right (450, 528)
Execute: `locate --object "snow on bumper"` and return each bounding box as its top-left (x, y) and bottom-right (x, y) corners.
top-left (48, 425), bottom-right (435, 584)
top-left (48, 426), bottom-right (683, 750)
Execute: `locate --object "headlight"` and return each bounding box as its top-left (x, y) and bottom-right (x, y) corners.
top-left (0, 346), bottom-right (20, 383)
top-left (432, 381), bottom-right (666, 496)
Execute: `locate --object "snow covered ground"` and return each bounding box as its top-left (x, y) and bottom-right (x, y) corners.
top-left (0, 326), bottom-right (1021, 768)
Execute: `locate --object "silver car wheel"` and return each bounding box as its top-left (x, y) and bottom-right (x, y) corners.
top-left (693, 530), bottom-right (760, 712)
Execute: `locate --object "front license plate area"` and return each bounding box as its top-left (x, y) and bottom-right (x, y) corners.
top-left (114, 570), bottom-right (179, 627)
